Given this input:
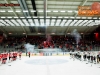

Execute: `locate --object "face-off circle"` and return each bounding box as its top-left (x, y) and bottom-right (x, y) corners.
top-left (25, 58), bottom-right (68, 65)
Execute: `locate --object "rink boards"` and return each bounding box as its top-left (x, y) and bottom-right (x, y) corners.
top-left (22, 52), bottom-right (70, 56)
top-left (22, 51), bottom-right (100, 56)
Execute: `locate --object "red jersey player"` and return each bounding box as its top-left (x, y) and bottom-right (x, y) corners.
top-left (0, 53), bottom-right (2, 65)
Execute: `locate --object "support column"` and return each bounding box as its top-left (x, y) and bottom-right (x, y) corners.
top-left (44, 0), bottom-right (47, 35)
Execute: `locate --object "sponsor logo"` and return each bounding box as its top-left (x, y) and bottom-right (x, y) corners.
top-left (78, 2), bottom-right (100, 16)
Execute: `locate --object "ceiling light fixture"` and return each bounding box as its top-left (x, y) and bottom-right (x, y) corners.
top-left (0, 10), bottom-right (6, 12)
top-left (60, 11), bottom-right (65, 12)
top-left (70, 17), bottom-right (75, 18)
top-left (58, 17), bottom-right (62, 18)
top-left (31, 10), bottom-right (36, 12)
top-left (52, 17), bottom-right (56, 18)
top-left (74, 11), bottom-right (78, 13)
top-left (14, 17), bottom-right (19, 18)
top-left (88, 17), bottom-right (92, 19)
top-left (67, 33), bottom-right (70, 34)
top-left (9, 33), bottom-right (12, 34)
top-left (51, 33), bottom-right (55, 34)
top-left (1, 17), bottom-right (6, 18)
top-left (53, 11), bottom-right (58, 12)
top-left (23, 33), bottom-right (26, 34)
top-left (38, 10), bottom-right (43, 12)
top-left (76, 17), bottom-right (81, 19)
top-left (40, 16), bottom-right (44, 18)
top-left (15, 10), bottom-right (21, 12)
top-left (82, 17), bottom-right (86, 19)
top-left (46, 10), bottom-right (51, 12)
top-left (64, 17), bottom-right (69, 18)
top-left (8, 11), bottom-right (13, 12)
top-left (67, 11), bottom-right (73, 12)
top-left (23, 10), bottom-right (28, 12)
top-left (93, 17), bottom-right (97, 19)
top-left (81, 33), bottom-right (83, 34)
top-left (27, 17), bottom-right (31, 18)
top-left (46, 17), bottom-right (50, 18)
top-left (20, 17), bottom-right (25, 18)
top-left (33, 17), bottom-right (37, 18)
top-left (7, 17), bottom-right (12, 18)
top-left (38, 33), bottom-right (41, 34)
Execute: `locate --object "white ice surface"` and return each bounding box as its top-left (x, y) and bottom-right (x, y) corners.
top-left (0, 56), bottom-right (100, 75)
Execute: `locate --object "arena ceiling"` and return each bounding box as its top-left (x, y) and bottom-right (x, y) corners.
top-left (0, 0), bottom-right (100, 36)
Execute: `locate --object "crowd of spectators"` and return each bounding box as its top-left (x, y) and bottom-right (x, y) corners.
top-left (0, 35), bottom-right (100, 52)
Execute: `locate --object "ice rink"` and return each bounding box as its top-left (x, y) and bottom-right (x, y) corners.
top-left (0, 56), bottom-right (100, 75)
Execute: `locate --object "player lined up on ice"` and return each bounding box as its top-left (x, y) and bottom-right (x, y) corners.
top-left (2, 50), bottom-right (7, 64)
top-left (8, 51), bottom-right (18, 62)
top-left (0, 53), bottom-right (2, 65)
top-left (97, 52), bottom-right (100, 63)
top-left (70, 51), bottom-right (77, 60)
top-left (28, 52), bottom-right (31, 58)
top-left (72, 51), bottom-right (100, 64)
top-left (19, 51), bottom-right (22, 60)
top-left (84, 52), bottom-right (97, 63)
top-left (74, 51), bottom-right (82, 61)
top-left (0, 51), bottom-right (22, 65)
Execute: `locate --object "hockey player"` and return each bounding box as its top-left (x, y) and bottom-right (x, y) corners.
top-left (0, 53), bottom-right (2, 65)
top-left (28, 52), bottom-right (30, 58)
top-left (83, 51), bottom-right (87, 61)
top-left (19, 52), bottom-right (22, 60)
